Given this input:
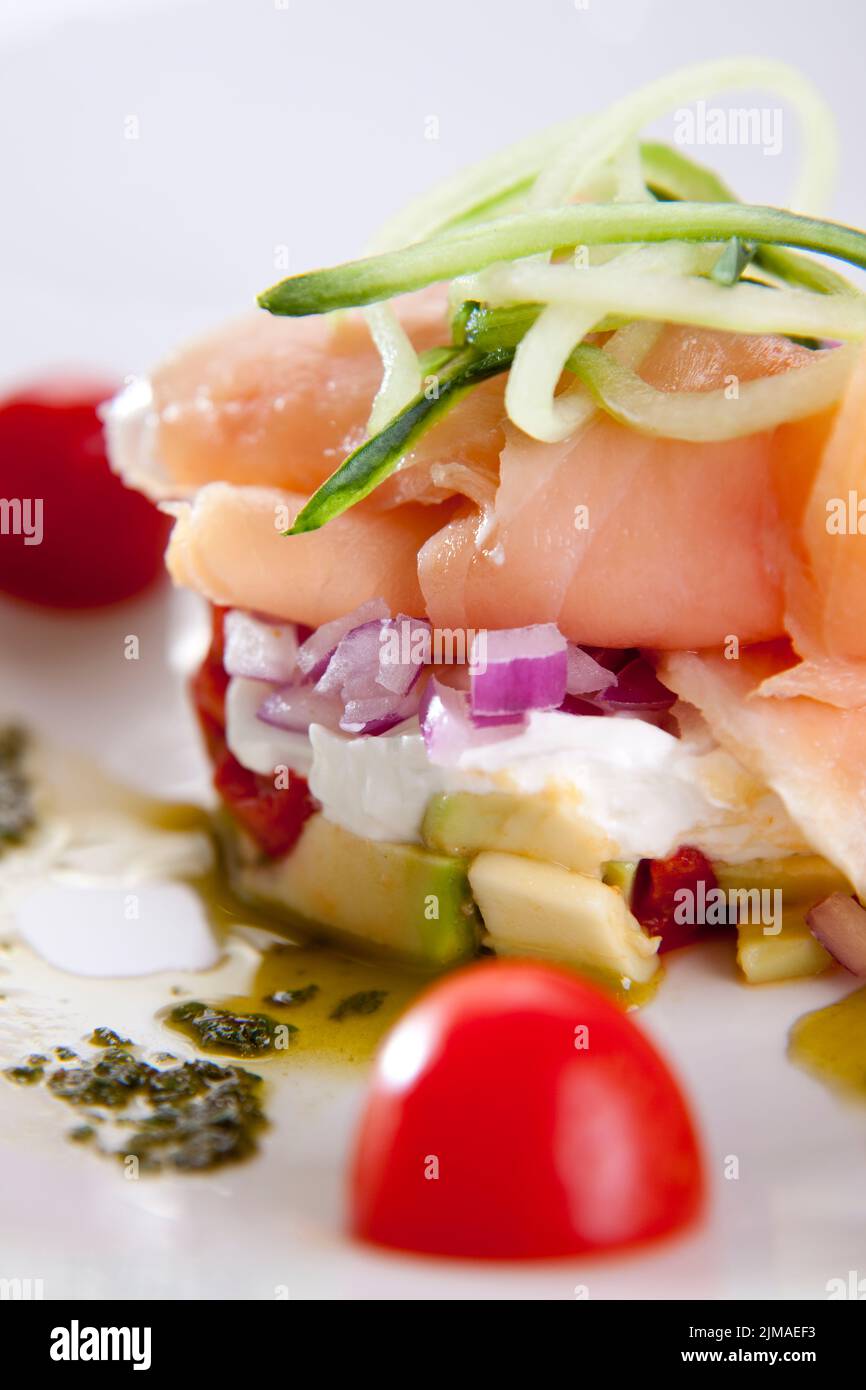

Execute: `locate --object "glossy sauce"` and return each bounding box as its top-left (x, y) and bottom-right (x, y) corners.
top-left (789, 986), bottom-right (866, 1097)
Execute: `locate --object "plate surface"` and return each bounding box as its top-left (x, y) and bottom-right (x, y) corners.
top-left (3, 0), bottom-right (866, 1300)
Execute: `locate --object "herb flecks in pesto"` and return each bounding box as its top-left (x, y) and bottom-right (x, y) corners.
top-left (4, 1038), bottom-right (267, 1171)
top-left (169, 1001), bottom-right (295, 1058)
top-left (90, 1027), bottom-right (132, 1048)
top-left (330, 989), bottom-right (388, 1021)
top-left (5, 1062), bottom-right (44, 1085)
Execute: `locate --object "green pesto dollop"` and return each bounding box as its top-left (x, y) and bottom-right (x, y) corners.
top-left (5, 1038), bottom-right (267, 1172)
top-left (329, 989), bottom-right (388, 1021)
top-left (168, 1001), bottom-right (296, 1058)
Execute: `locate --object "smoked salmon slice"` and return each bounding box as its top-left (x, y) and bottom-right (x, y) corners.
top-left (660, 644), bottom-right (866, 897)
top-left (124, 303), bottom-right (849, 656)
top-left (419, 326), bottom-right (813, 649)
top-left (166, 483), bottom-right (444, 624)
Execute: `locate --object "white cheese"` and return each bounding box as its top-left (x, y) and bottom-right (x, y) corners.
top-left (224, 676), bottom-right (807, 863)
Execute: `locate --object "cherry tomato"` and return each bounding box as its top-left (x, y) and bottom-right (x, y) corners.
top-left (633, 845), bottom-right (723, 953)
top-left (350, 960), bottom-right (703, 1259)
top-left (0, 378), bottom-right (171, 607)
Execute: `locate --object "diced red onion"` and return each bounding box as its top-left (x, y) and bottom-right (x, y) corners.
top-left (594, 656), bottom-right (676, 712)
top-left (560, 693), bottom-right (606, 718)
top-left (377, 615), bottom-right (432, 695)
top-left (421, 677), bottom-right (525, 766)
top-left (469, 624), bottom-right (567, 717)
top-left (566, 643), bottom-right (616, 696)
top-left (341, 687), bottom-right (421, 736)
top-left (583, 646), bottom-right (636, 676)
top-left (223, 610), bottom-right (298, 683)
top-left (257, 683), bottom-right (343, 734)
top-left (807, 893), bottom-right (866, 975)
top-left (315, 620), bottom-right (384, 697)
top-left (312, 615), bottom-right (430, 733)
top-left (295, 598), bottom-right (390, 678)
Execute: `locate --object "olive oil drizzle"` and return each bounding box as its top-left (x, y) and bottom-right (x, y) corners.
top-left (789, 986), bottom-right (866, 1098)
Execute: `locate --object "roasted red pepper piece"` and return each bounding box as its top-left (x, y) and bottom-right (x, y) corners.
top-left (191, 606), bottom-right (315, 857)
top-left (632, 845), bottom-right (725, 954)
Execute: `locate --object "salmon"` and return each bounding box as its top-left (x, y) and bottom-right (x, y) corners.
top-left (166, 484), bottom-right (443, 624)
top-left (419, 326), bottom-right (813, 649)
top-left (747, 344), bottom-right (866, 706)
top-left (123, 301), bottom-right (857, 656)
top-left (659, 645), bottom-right (866, 897)
top-left (148, 288), bottom-right (506, 503)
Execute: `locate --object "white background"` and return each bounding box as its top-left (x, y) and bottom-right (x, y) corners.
top-left (2, 0), bottom-right (866, 387)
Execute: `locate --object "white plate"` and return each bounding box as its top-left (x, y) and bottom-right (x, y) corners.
top-left (3, 588), bottom-right (865, 1302)
top-left (4, 0), bottom-right (866, 1301)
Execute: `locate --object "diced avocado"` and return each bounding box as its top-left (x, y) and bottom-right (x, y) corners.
top-left (227, 813), bottom-right (480, 967)
top-left (468, 851), bottom-right (660, 985)
top-left (716, 854), bottom-right (851, 904)
top-left (736, 910), bottom-right (832, 984)
top-left (422, 791), bottom-right (611, 875)
top-left (602, 859), bottom-right (638, 900)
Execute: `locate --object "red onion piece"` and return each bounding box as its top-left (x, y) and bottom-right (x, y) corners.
top-left (315, 617), bottom-right (428, 735)
top-left (595, 656), bottom-right (676, 712)
top-left (378, 615), bottom-right (432, 695)
top-left (295, 598), bottom-right (390, 678)
top-left (257, 683), bottom-right (343, 734)
top-left (583, 646), bottom-right (636, 676)
top-left (469, 624), bottom-right (567, 717)
top-left (223, 610), bottom-right (299, 683)
top-left (806, 893), bottom-right (866, 975)
top-left (560, 693), bottom-right (606, 718)
top-left (566, 643), bottom-right (616, 696)
top-left (316, 620), bottom-right (383, 697)
top-left (421, 677), bottom-right (525, 766)
top-left (342, 687), bottom-right (421, 736)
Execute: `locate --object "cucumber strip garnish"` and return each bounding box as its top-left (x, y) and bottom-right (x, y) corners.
top-left (640, 142), bottom-right (855, 296)
top-left (565, 340), bottom-right (854, 440)
top-left (711, 237), bottom-right (756, 286)
top-left (286, 323), bottom-right (855, 535)
top-left (258, 203), bottom-right (866, 317)
top-left (286, 347), bottom-right (514, 535)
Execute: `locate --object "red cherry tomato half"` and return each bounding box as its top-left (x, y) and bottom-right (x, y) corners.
top-left (0, 378), bottom-right (171, 608)
top-left (351, 960), bottom-right (703, 1260)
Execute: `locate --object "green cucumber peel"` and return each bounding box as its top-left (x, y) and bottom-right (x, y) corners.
top-left (711, 237), bottom-right (756, 286)
top-left (285, 346), bottom-right (514, 535)
top-left (259, 201), bottom-right (866, 317)
top-left (640, 142), bottom-right (855, 296)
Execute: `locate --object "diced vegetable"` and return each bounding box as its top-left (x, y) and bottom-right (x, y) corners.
top-left (223, 611), bottom-right (299, 683)
top-left (806, 894), bottom-right (866, 976)
top-left (422, 790), bottom-right (610, 875)
top-left (229, 813), bottom-right (479, 966)
top-left (469, 851), bottom-right (660, 986)
top-left (737, 911), bottom-right (831, 984)
top-left (296, 598), bottom-right (390, 677)
top-left (469, 624), bottom-right (567, 717)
